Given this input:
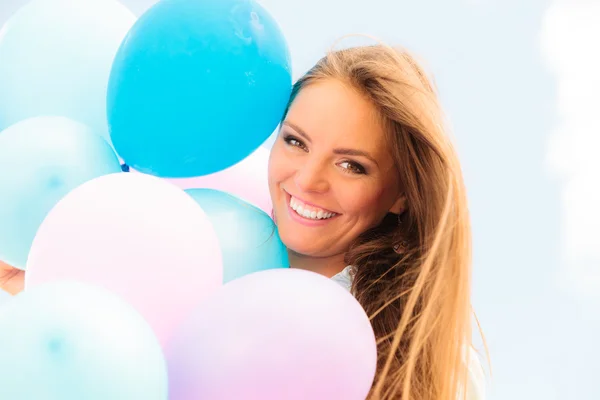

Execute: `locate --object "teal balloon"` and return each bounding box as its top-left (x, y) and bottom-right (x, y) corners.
top-left (0, 0), bottom-right (136, 146)
top-left (108, 0), bottom-right (292, 178)
top-left (186, 189), bottom-right (289, 283)
top-left (0, 281), bottom-right (168, 400)
top-left (0, 116), bottom-right (122, 269)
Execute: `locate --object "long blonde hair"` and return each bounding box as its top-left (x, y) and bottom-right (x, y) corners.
top-left (283, 44), bottom-right (478, 399)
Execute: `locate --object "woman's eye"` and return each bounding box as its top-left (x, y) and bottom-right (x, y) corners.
top-left (283, 135), bottom-right (307, 150)
top-left (339, 161), bottom-right (366, 175)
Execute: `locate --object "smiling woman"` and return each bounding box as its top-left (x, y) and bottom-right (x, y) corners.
top-left (0, 40), bottom-right (486, 400)
top-left (268, 44), bottom-right (486, 399)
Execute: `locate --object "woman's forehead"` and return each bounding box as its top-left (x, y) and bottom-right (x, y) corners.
top-left (285, 80), bottom-right (389, 154)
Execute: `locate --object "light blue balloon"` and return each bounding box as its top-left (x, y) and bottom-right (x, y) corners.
top-left (0, 290), bottom-right (10, 307)
top-left (0, 116), bottom-right (122, 269)
top-left (108, 0), bottom-right (292, 178)
top-left (186, 189), bottom-right (289, 283)
top-left (0, 0), bottom-right (136, 146)
top-left (0, 281), bottom-right (168, 400)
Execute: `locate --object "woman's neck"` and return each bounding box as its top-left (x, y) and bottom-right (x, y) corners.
top-left (287, 250), bottom-right (347, 278)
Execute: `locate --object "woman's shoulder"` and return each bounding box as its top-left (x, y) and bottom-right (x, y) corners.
top-left (329, 266), bottom-right (486, 399)
top-left (330, 265), bottom-right (353, 292)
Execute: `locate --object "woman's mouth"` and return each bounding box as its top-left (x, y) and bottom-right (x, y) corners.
top-left (288, 195), bottom-right (338, 221)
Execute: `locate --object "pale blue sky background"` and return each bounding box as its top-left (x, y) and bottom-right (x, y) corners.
top-left (1, 0), bottom-right (598, 398)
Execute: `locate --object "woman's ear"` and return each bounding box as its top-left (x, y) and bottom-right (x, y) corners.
top-left (389, 195), bottom-right (406, 215)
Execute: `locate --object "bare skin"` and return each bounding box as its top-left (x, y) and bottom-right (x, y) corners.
top-left (0, 260), bottom-right (24, 295)
top-left (268, 79), bottom-right (405, 278)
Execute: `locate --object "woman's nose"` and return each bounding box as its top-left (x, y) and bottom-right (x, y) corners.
top-left (293, 159), bottom-right (329, 193)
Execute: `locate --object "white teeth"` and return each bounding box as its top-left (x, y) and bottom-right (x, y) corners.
top-left (289, 196), bottom-right (336, 220)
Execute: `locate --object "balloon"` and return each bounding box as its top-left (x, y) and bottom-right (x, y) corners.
top-left (166, 269), bottom-right (377, 400)
top-left (132, 145), bottom-right (272, 214)
top-left (25, 173), bottom-right (223, 346)
top-left (0, 0), bottom-right (136, 146)
top-left (185, 188), bottom-right (288, 283)
top-left (107, 0), bottom-right (292, 177)
top-left (0, 290), bottom-right (10, 306)
top-left (0, 116), bottom-right (122, 269)
top-left (261, 129), bottom-right (279, 150)
top-left (0, 281), bottom-right (167, 400)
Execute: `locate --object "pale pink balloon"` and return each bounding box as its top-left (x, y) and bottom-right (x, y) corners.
top-left (166, 269), bottom-right (377, 400)
top-left (25, 173), bottom-right (223, 346)
top-left (131, 146), bottom-right (272, 214)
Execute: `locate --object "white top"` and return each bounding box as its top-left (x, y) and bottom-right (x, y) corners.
top-left (331, 266), bottom-right (486, 400)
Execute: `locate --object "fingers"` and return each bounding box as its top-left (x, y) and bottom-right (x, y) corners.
top-left (0, 260), bottom-right (25, 295)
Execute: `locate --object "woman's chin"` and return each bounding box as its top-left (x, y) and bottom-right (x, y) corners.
top-left (280, 237), bottom-right (319, 258)
top-left (282, 239), bottom-right (340, 260)
top-left (277, 218), bottom-right (343, 257)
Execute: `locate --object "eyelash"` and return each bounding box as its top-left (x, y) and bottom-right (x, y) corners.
top-left (283, 135), bottom-right (307, 151)
top-left (339, 161), bottom-right (366, 174)
top-left (282, 134), bottom-right (367, 175)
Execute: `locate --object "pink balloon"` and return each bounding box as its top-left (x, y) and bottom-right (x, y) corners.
top-left (166, 269), bottom-right (377, 400)
top-left (132, 146), bottom-right (272, 214)
top-left (25, 173), bottom-right (223, 346)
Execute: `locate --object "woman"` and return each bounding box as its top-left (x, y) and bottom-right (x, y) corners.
top-left (1, 44), bottom-right (486, 399)
top-left (268, 44), bottom-right (486, 399)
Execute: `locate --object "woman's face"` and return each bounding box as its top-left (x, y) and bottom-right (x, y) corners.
top-left (268, 79), bottom-right (405, 258)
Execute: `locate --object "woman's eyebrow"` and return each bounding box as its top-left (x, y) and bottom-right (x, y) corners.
top-left (283, 121), bottom-right (311, 143)
top-left (332, 148), bottom-right (378, 166)
top-left (283, 121), bottom-right (378, 166)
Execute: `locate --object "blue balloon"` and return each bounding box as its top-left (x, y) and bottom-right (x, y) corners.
top-left (0, 116), bottom-right (122, 269)
top-left (0, 281), bottom-right (168, 400)
top-left (0, 0), bottom-right (136, 147)
top-left (108, 0), bottom-right (292, 178)
top-left (186, 188), bottom-right (288, 283)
